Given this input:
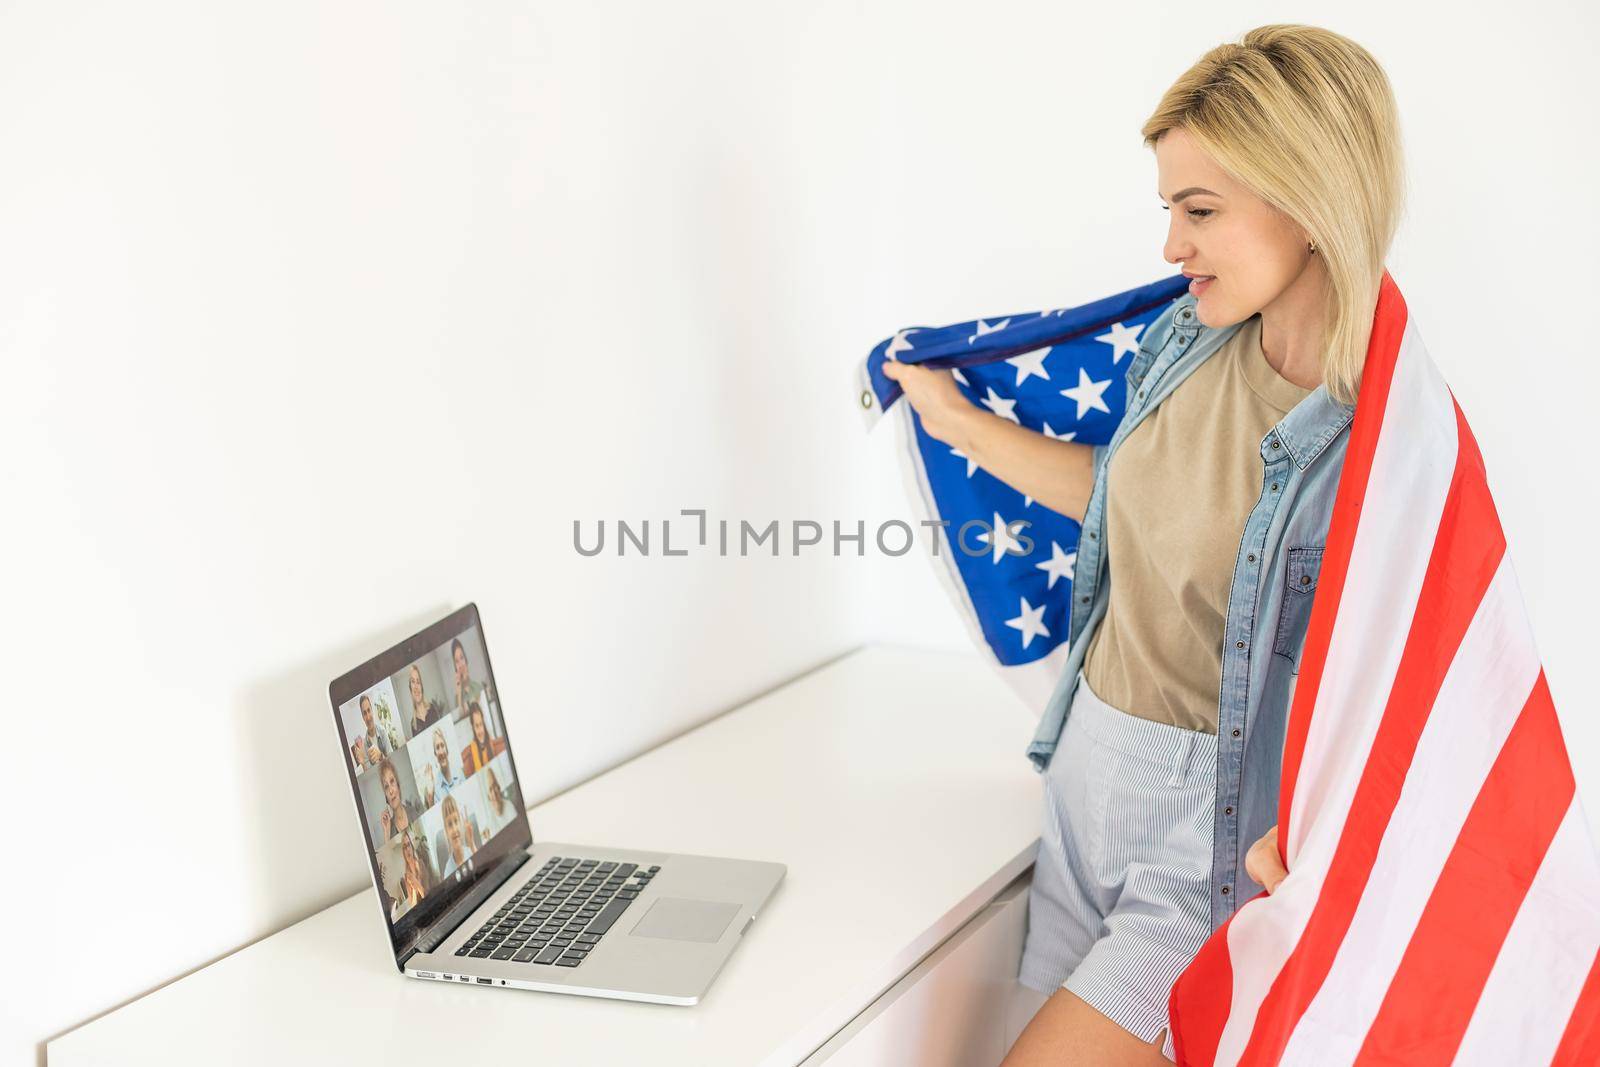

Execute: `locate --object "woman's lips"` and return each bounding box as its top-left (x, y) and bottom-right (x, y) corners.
top-left (1189, 275), bottom-right (1215, 295)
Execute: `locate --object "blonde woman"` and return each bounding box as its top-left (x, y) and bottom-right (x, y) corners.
top-left (390, 833), bottom-right (430, 921)
top-left (884, 25), bottom-right (1403, 1066)
top-left (437, 793), bottom-right (475, 879)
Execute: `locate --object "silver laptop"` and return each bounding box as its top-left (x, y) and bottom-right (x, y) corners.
top-left (328, 602), bottom-right (785, 1004)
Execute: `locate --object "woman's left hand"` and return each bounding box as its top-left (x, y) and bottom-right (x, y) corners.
top-left (1245, 824), bottom-right (1288, 894)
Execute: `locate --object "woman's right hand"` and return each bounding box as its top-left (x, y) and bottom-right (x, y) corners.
top-left (881, 361), bottom-right (980, 449)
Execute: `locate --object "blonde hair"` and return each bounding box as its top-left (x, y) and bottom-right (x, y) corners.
top-left (1141, 25), bottom-right (1406, 406)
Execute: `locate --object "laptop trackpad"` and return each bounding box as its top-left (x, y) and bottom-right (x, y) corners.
top-left (630, 898), bottom-right (740, 942)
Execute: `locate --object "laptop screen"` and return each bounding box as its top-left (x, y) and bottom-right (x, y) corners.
top-left (329, 604), bottom-right (532, 961)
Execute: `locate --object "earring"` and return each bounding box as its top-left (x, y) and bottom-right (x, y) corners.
top-left (1308, 240), bottom-right (1317, 255)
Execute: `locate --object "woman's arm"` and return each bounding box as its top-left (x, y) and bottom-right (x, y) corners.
top-left (960, 410), bottom-right (1097, 524)
top-left (880, 361), bottom-right (1098, 523)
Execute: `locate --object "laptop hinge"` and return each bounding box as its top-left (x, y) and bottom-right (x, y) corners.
top-left (401, 848), bottom-right (531, 966)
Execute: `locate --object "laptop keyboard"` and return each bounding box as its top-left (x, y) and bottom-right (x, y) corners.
top-left (455, 856), bottom-right (660, 969)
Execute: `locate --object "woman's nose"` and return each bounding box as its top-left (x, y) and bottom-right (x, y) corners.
top-left (1163, 230), bottom-right (1193, 266)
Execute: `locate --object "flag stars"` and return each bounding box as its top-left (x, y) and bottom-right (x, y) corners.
top-left (1060, 367), bottom-right (1112, 419)
top-left (1005, 596), bottom-right (1051, 649)
top-left (1036, 542), bottom-right (1077, 589)
top-left (950, 446), bottom-right (978, 478)
top-left (976, 511), bottom-right (1026, 564)
top-left (885, 327), bottom-right (919, 360)
top-left (980, 386), bottom-right (1021, 424)
top-left (1039, 421), bottom-right (1077, 443)
top-left (1006, 346), bottom-right (1052, 387)
top-left (1095, 321), bottom-right (1144, 364)
top-left (968, 318), bottom-right (1011, 344)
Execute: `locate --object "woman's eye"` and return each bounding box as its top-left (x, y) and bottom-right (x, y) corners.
top-left (1187, 208), bottom-right (1213, 219)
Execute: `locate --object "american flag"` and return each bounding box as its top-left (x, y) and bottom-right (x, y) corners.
top-left (856, 273), bottom-right (1188, 712)
top-left (859, 270), bottom-right (1600, 1064)
top-left (1166, 271), bottom-right (1600, 1066)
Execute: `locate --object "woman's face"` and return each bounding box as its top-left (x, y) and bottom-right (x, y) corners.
top-left (454, 646), bottom-right (469, 683)
top-left (472, 710), bottom-right (488, 746)
top-left (433, 730), bottom-right (449, 768)
top-left (402, 839), bottom-right (421, 879)
top-left (445, 806), bottom-right (463, 851)
top-left (1155, 127), bottom-right (1315, 329)
top-left (409, 667), bottom-right (425, 707)
top-left (382, 767), bottom-right (401, 809)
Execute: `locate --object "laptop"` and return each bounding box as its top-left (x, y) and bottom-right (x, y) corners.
top-left (328, 602), bottom-right (786, 1004)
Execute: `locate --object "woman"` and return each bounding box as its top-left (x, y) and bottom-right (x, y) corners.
top-left (376, 757), bottom-right (419, 843)
top-left (405, 663), bottom-right (443, 737)
top-left (450, 637), bottom-right (486, 716)
top-left (479, 765), bottom-right (517, 839)
top-left (883, 25), bottom-right (1399, 1066)
top-left (437, 793), bottom-right (475, 878)
top-left (460, 701), bottom-right (498, 775)
top-left (390, 832), bottom-right (430, 921)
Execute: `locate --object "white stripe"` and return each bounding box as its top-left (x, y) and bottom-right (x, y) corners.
top-left (1452, 797), bottom-right (1600, 1064)
top-left (1276, 554), bottom-right (1538, 1065)
top-left (1211, 316), bottom-right (1459, 1066)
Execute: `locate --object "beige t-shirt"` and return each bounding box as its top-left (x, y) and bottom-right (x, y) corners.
top-left (1082, 313), bottom-right (1312, 735)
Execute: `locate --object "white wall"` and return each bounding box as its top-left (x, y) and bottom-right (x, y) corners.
top-left (6, 2), bottom-right (1595, 1063)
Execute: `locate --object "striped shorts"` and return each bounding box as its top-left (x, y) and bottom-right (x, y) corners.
top-left (1017, 669), bottom-right (1219, 1062)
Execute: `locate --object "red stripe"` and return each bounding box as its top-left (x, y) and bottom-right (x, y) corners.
top-left (1169, 909), bottom-right (1241, 1066)
top-left (1168, 271), bottom-right (1406, 1065)
top-left (1234, 397), bottom-right (1507, 1065)
top-left (1356, 670), bottom-right (1568, 1064)
top-left (1553, 946), bottom-right (1600, 1065)
top-left (1276, 270), bottom-right (1408, 854)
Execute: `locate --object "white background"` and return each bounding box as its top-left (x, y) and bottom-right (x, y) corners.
top-left (4, 2), bottom-right (1596, 1062)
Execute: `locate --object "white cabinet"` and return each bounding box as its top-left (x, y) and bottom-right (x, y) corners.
top-left (802, 871), bottom-right (1049, 1066)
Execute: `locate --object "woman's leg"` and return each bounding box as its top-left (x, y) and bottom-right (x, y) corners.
top-left (1001, 988), bottom-right (1172, 1067)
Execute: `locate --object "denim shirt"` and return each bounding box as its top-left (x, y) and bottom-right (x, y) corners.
top-left (1024, 290), bottom-right (1356, 934)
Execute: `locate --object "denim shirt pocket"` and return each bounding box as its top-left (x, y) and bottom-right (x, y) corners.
top-left (1272, 545), bottom-right (1324, 673)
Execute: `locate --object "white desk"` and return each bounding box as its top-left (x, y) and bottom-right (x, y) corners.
top-left (50, 645), bottom-right (1046, 1066)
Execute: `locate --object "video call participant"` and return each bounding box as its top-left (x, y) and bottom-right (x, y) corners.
top-left (480, 765), bottom-right (517, 839)
top-left (451, 637), bottom-right (486, 716)
top-left (377, 757), bottom-right (420, 841)
top-left (405, 663), bottom-right (445, 736)
top-left (350, 693), bottom-right (393, 771)
top-left (438, 794), bottom-right (475, 878)
top-left (460, 701), bottom-right (499, 775)
top-left (420, 726), bottom-right (463, 808)
top-left (392, 833), bottom-right (430, 920)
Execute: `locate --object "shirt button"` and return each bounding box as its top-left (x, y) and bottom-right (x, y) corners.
top-left (1235, 640), bottom-right (1245, 649)
top-left (1081, 595), bottom-right (1090, 603)
top-left (1088, 531), bottom-right (1096, 540)
top-left (1221, 885), bottom-right (1231, 895)
top-left (1271, 439), bottom-right (1281, 449)
top-left (1247, 553), bottom-right (1255, 562)
top-left (1231, 728), bottom-right (1241, 738)
top-left (1271, 482), bottom-right (1280, 491)
top-left (1224, 806), bottom-right (1233, 815)
top-left (1301, 575), bottom-right (1311, 585)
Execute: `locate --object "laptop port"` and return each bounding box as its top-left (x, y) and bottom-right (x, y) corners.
top-left (477, 977), bottom-right (492, 985)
